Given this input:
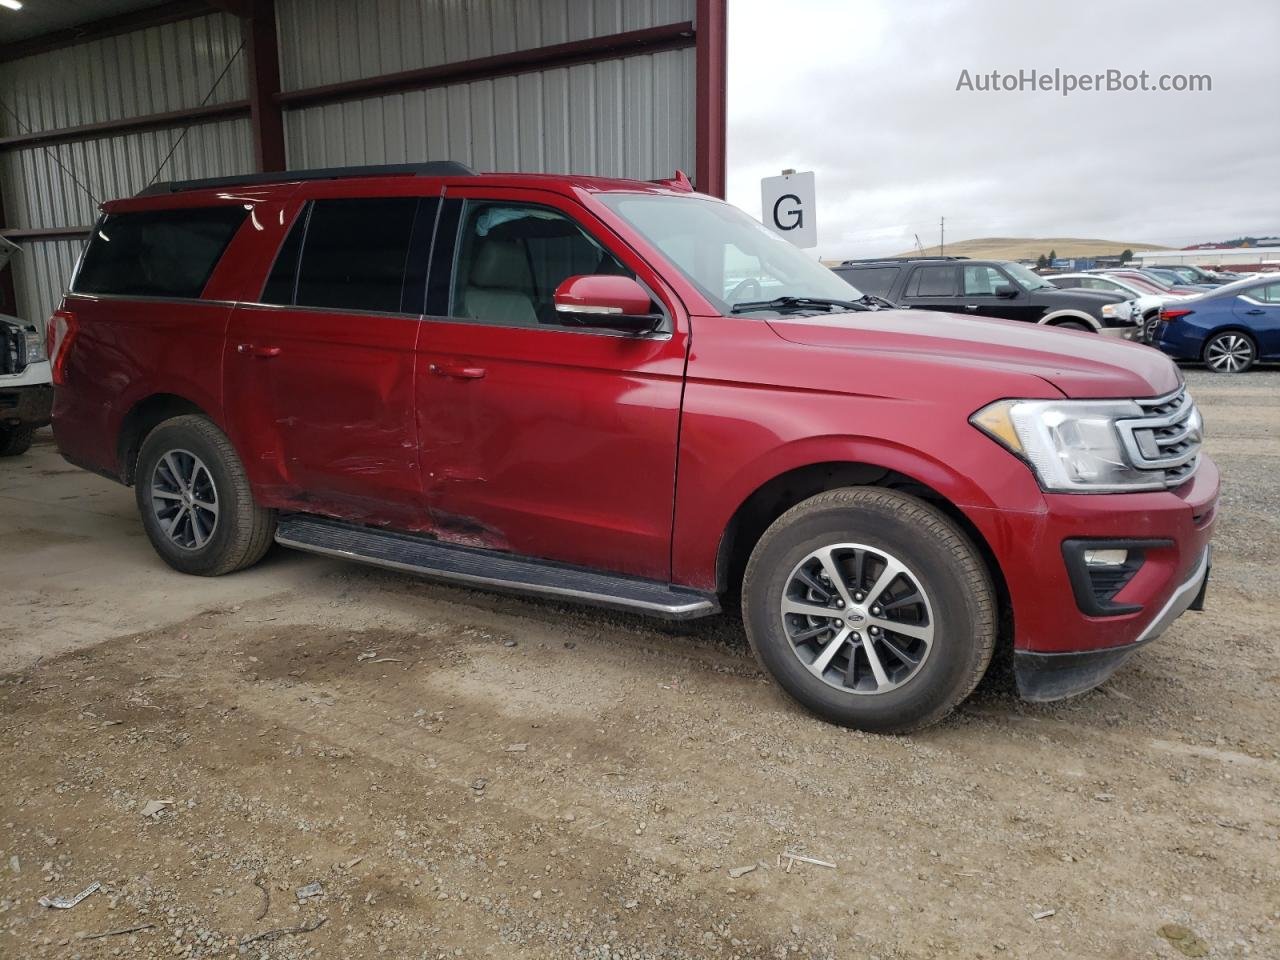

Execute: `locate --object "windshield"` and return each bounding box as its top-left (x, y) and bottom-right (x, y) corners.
top-left (597, 193), bottom-right (862, 312)
top-left (1001, 261), bottom-right (1054, 290)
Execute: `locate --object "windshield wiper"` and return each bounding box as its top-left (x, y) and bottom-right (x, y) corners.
top-left (730, 296), bottom-right (871, 315)
top-left (858, 294), bottom-right (897, 309)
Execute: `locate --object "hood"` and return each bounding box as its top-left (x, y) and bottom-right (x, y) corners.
top-left (766, 309), bottom-right (1181, 400)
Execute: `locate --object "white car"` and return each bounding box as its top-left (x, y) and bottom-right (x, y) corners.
top-left (1, 238), bottom-right (52, 457)
top-left (1047, 272), bottom-right (1193, 343)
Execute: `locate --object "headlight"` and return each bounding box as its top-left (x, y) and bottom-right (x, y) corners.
top-left (1100, 304), bottom-right (1119, 318)
top-left (24, 328), bottom-right (46, 364)
top-left (971, 398), bottom-right (1164, 491)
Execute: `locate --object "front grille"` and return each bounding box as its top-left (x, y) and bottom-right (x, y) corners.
top-left (1117, 387), bottom-right (1203, 488)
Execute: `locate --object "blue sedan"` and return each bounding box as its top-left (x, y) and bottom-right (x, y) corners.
top-left (1155, 276), bottom-right (1280, 373)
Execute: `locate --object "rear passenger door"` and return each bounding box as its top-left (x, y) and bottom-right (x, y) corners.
top-left (224, 194), bottom-right (434, 530)
top-left (412, 188), bottom-right (688, 581)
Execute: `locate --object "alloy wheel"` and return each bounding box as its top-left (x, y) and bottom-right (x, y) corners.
top-left (1204, 334), bottom-right (1254, 372)
top-left (780, 543), bottom-right (935, 695)
top-left (150, 449), bottom-right (219, 550)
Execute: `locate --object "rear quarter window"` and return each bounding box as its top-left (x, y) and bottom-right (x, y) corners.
top-left (74, 207), bottom-right (249, 298)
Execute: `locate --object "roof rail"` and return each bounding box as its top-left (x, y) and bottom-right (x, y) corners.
top-left (838, 256), bottom-right (970, 265)
top-left (136, 161), bottom-right (476, 197)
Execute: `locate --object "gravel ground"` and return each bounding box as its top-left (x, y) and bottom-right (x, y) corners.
top-left (1, 367), bottom-right (1277, 959)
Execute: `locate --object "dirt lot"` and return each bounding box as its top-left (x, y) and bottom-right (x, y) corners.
top-left (1, 369), bottom-right (1277, 960)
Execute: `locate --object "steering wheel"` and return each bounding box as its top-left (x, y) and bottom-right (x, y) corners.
top-left (727, 277), bottom-right (763, 304)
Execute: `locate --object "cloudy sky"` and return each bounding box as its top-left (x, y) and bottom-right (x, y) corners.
top-left (725, 0), bottom-right (1280, 259)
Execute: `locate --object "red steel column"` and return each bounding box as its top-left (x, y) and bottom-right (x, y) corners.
top-left (244, 0), bottom-right (286, 172)
top-left (694, 0), bottom-right (727, 198)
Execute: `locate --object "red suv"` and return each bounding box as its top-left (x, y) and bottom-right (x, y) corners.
top-left (49, 163), bottom-right (1218, 732)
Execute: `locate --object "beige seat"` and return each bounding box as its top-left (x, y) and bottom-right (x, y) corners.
top-left (460, 240), bottom-right (539, 327)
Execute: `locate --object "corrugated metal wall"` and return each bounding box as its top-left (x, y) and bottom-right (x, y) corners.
top-left (0, 13), bottom-right (251, 324)
top-left (279, 0), bottom-right (696, 179)
top-left (1, 0), bottom-right (698, 325)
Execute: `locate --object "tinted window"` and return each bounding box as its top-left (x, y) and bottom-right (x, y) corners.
top-left (261, 207), bottom-right (308, 305)
top-left (448, 202), bottom-right (631, 328)
top-left (905, 265), bottom-right (957, 297)
top-left (837, 266), bottom-right (898, 298)
top-left (294, 198), bottom-right (419, 313)
top-left (74, 207), bottom-right (248, 298)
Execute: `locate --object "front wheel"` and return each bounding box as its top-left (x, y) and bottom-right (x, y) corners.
top-left (135, 415), bottom-right (275, 576)
top-left (742, 488), bottom-right (996, 733)
top-left (1202, 331), bottom-right (1255, 373)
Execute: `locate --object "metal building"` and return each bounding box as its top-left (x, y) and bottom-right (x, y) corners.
top-left (0, 0), bottom-right (727, 329)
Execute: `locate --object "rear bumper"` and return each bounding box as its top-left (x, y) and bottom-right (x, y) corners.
top-left (0, 383), bottom-right (53, 429)
top-left (1013, 545), bottom-right (1210, 700)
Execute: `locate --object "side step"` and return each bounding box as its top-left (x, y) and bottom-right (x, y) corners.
top-left (275, 515), bottom-right (720, 621)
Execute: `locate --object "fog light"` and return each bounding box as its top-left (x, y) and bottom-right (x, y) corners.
top-left (1084, 548), bottom-right (1129, 568)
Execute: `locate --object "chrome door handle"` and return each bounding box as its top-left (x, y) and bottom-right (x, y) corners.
top-left (964, 304), bottom-right (979, 311)
top-left (429, 362), bottom-right (486, 380)
top-left (237, 343), bottom-right (281, 358)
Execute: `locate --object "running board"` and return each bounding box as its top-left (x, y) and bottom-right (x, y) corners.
top-left (275, 515), bottom-right (719, 621)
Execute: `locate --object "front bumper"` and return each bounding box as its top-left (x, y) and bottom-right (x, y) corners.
top-left (1014, 545), bottom-right (1210, 700)
top-left (964, 454), bottom-right (1219, 696)
top-left (1098, 323), bottom-right (1143, 342)
top-left (0, 383), bottom-right (53, 429)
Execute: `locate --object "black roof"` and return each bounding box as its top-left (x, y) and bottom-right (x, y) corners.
top-left (136, 161), bottom-right (475, 197)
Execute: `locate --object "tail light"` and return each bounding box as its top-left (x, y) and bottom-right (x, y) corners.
top-left (1159, 307), bottom-right (1193, 323)
top-left (47, 308), bottom-right (77, 385)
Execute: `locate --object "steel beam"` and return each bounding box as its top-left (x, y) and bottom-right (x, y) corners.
top-left (274, 22), bottom-right (696, 111)
top-left (695, 0), bottom-right (727, 198)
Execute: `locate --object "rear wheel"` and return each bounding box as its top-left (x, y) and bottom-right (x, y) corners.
top-left (742, 488), bottom-right (996, 733)
top-left (1202, 331), bottom-right (1255, 373)
top-left (0, 425), bottom-right (34, 457)
top-left (135, 414), bottom-right (275, 575)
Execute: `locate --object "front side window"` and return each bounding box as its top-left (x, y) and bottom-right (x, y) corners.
top-left (74, 206), bottom-right (248, 298)
top-left (596, 193), bottom-right (862, 311)
top-left (449, 202), bottom-right (631, 328)
top-left (962, 265), bottom-right (1007, 296)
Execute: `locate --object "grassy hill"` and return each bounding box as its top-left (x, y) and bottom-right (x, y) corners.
top-left (892, 237), bottom-right (1171, 261)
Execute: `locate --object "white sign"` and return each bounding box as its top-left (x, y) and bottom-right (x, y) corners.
top-left (761, 171), bottom-right (816, 249)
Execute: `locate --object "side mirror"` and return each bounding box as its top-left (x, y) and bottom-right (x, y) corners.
top-left (995, 284), bottom-right (1019, 299)
top-left (553, 275), bottom-right (660, 333)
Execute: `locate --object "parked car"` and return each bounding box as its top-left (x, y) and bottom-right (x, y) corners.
top-left (833, 257), bottom-right (1141, 337)
top-left (1147, 264), bottom-right (1233, 286)
top-left (1047, 272), bottom-right (1192, 343)
top-left (1141, 267), bottom-right (1216, 292)
top-left (1097, 269), bottom-right (1208, 298)
top-left (1155, 276), bottom-right (1280, 372)
top-left (49, 164), bottom-right (1217, 732)
top-left (0, 238), bottom-right (53, 457)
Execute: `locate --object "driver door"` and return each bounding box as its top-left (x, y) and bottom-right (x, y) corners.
top-left (413, 188), bottom-right (688, 581)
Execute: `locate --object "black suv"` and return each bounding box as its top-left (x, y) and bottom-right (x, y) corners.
top-left (832, 257), bottom-right (1141, 338)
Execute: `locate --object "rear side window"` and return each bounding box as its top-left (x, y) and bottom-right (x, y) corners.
top-left (74, 207), bottom-right (248, 298)
top-left (905, 265), bottom-right (958, 297)
top-left (835, 266), bottom-right (898, 298)
top-left (293, 198), bottom-right (419, 313)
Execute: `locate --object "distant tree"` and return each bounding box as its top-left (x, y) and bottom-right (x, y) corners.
top-left (1049, 248), bottom-right (1058, 262)
top-left (1121, 248), bottom-right (1134, 262)
top-left (1037, 254), bottom-right (1048, 269)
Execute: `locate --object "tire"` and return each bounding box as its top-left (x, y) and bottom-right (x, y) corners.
top-left (0, 425), bottom-right (34, 457)
top-left (134, 414), bottom-right (275, 576)
top-left (742, 487), bottom-right (996, 733)
top-left (1054, 320), bottom-right (1092, 332)
top-left (1202, 330), bottom-right (1256, 373)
